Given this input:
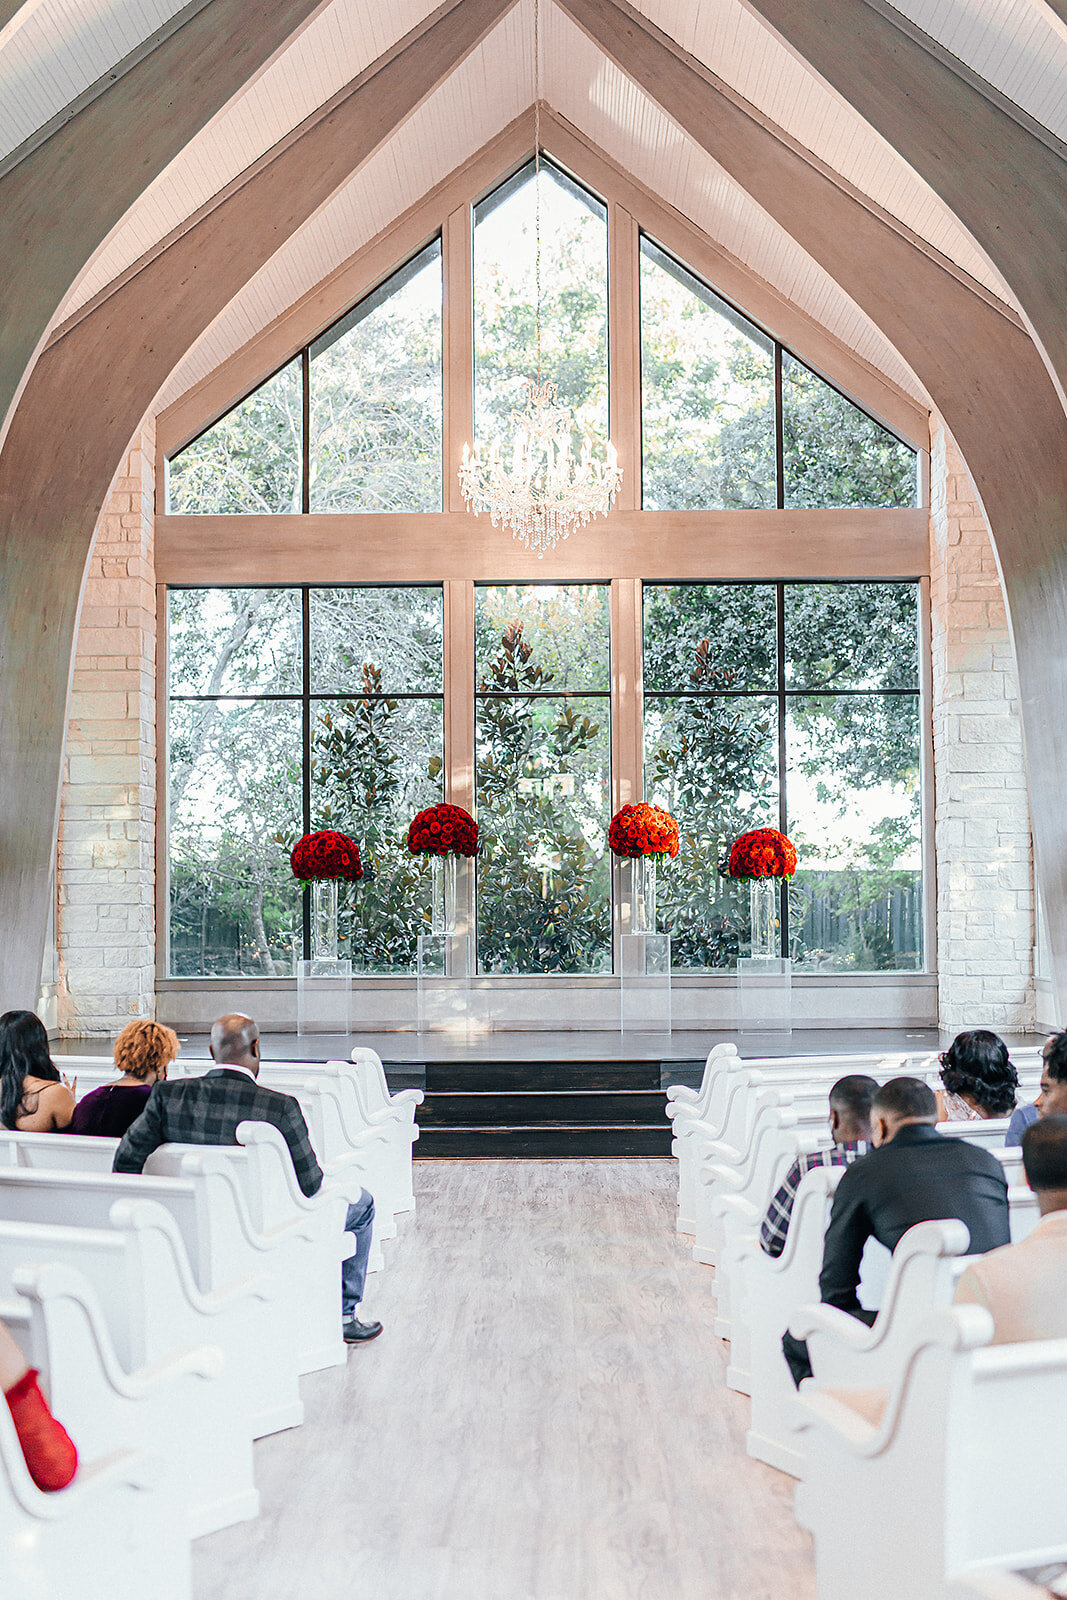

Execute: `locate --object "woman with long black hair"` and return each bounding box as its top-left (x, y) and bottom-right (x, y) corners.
top-left (0, 1009), bottom-right (75, 1131)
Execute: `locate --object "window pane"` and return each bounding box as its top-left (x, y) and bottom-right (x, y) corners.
top-left (474, 163), bottom-right (608, 460)
top-left (787, 694), bottom-right (922, 971)
top-left (308, 243), bottom-right (442, 513)
top-left (310, 586), bottom-right (444, 695)
top-left (310, 694), bottom-right (444, 972)
top-left (640, 240), bottom-right (775, 511)
top-left (643, 583), bottom-right (777, 693)
top-left (167, 358), bottom-right (302, 514)
top-left (785, 582), bottom-right (919, 691)
top-left (476, 582), bottom-right (611, 975)
top-left (475, 694), bottom-right (611, 975)
top-left (476, 584), bottom-right (609, 691)
top-left (782, 353), bottom-right (917, 509)
top-left (168, 698), bottom-right (301, 975)
top-left (645, 695), bottom-right (779, 969)
top-left (168, 588), bottom-right (301, 696)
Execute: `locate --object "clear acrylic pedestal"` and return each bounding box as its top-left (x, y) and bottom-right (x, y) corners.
top-left (296, 958), bottom-right (352, 1037)
top-left (736, 956), bottom-right (792, 1041)
top-left (417, 933), bottom-right (471, 1034)
top-left (620, 932), bottom-right (672, 1034)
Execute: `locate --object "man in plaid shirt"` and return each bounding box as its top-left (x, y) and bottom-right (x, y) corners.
top-left (114, 1013), bottom-right (382, 1343)
top-left (759, 1075), bottom-right (877, 1257)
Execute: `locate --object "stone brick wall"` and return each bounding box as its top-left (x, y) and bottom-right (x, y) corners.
top-left (56, 423), bottom-right (157, 1035)
top-left (929, 419), bottom-right (1035, 1031)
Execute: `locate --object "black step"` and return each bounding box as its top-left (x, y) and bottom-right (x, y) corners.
top-left (416, 1125), bottom-right (673, 1158)
top-left (423, 1059), bottom-right (660, 1093)
top-left (418, 1089), bottom-right (666, 1128)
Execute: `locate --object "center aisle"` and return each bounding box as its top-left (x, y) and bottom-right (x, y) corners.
top-left (193, 1160), bottom-right (814, 1600)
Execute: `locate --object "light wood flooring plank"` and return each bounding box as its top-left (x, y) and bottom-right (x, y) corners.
top-left (193, 1159), bottom-right (814, 1600)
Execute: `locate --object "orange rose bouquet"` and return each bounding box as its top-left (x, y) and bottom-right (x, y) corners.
top-left (608, 803), bottom-right (679, 859)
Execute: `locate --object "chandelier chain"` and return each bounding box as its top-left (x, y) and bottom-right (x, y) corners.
top-left (534, 0), bottom-right (541, 385)
top-left (457, 0), bottom-right (622, 556)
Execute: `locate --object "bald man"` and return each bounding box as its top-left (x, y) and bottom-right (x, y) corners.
top-left (113, 1013), bottom-right (381, 1343)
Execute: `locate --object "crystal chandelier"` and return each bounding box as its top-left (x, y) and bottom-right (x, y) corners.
top-left (458, 0), bottom-right (622, 558)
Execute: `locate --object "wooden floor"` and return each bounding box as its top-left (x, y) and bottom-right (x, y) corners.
top-left (194, 1160), bottom-right (815, 1600)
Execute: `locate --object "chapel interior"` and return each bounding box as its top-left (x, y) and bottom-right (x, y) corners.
top-left (1, 0), bottom-right (1066, 1594)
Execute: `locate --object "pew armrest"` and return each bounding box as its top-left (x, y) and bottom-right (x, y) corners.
top-left (790, 1301), bottom-right (875, 1350)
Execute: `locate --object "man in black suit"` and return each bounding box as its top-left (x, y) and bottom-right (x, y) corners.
top-left (782, 1075), bottom-right (1010, 1386)
top-left (114, 1013), bottom-right (382, 1344)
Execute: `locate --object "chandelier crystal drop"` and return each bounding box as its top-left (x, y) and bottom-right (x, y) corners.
top-left (458, 0), bottom-right (621, 558)
top-left (459, 380), bottom-right (622, 560)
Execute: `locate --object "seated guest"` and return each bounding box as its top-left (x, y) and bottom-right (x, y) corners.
top-left (954, 1115), bottom-right (1067, 1342)
top-left (0, 1315), bottom-right (78, 1490)
top-left (783, 1076), bottom-right (1010, 1387)
top-left (1004, 1029), bottom-right (1067, 1143)
top-left (0, 1009), bottom-right (75, 1132)
top-left (760, 1075), bottom-right (877, 1257)
top-left (1036, 1031), bottom-right (1067, 1119)
top-left (113, 1013), bottom-right (382, 1344)
top-left (1006, 1098), bottom-right (1040, 1146)
top-left (70, 1019), bottom-right (180, 1137)
top-left (936, 1028), bottom-right (1018, 1122)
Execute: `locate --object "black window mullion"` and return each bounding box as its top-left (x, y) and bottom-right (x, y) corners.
top-left (776, 581), bottom-right (789, 957)
top-left (301, 586), bottom-right (312, 961)
top-left (301, 350), bottom-right (311, 515)
top-left (774, 344), bottom-right (785, 510)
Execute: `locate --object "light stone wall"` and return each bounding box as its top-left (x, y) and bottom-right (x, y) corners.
top-left (929, 418), bottom-right (1035, 1031)
top-left (56, 423), bottom-right (157, 1035)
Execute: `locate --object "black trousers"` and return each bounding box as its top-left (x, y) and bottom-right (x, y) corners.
top-left (782, 1307), bottom-right (878, 1388)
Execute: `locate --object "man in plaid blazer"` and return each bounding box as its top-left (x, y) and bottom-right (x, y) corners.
top-left (114, 1012), bottom-right (382, 1343)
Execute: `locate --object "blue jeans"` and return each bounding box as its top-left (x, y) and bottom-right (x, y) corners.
top-left (342, 1189), bottom-right (375, 1318)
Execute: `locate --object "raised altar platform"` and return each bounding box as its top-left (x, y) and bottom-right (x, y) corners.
top-left (54, 1025), bottom-right (1039, 1159)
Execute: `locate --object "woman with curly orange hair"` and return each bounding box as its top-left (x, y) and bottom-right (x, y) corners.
top-left (69, 1019), bottom-right (180, 1138)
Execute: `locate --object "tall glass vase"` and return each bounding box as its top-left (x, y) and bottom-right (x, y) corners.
top-left (311, 878), bottom-right (339, 962)
top-left (749, 876), bottom-right (779, 959)
top-left (431, 852), bottom-right (459, 935)
top-left (631, 853), bottom-right (657, 934)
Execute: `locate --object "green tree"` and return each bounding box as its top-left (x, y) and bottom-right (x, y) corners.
top-left (476, 622), bottom-right (610, 973)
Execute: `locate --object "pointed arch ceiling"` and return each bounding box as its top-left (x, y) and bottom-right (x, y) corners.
top-left (19, 0), bottom-right (1066, 427)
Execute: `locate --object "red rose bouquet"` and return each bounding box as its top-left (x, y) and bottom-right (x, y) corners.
top-left (726, 828), bottom-right (797, 880)
top-left (290, 829), bottom-right (363, 883)
top-left (407, 803), bottom-right (478, 857)
top-left (608, 803), bottom-right (679, 859)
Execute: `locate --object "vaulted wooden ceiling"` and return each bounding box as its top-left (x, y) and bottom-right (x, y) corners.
top-left (7, 0), bottom-right (1065, 421)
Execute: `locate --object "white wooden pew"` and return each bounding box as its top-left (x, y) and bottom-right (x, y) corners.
top-left (349, 1048), bottom-right (423, 1215)
top-left (745, 1189), bottom-right (1039, 1482)
top-left (0, 1258), bottom-right (256, 1540)
top-left (669, 1046), bottom-right (1040, 1234)
top-left (60, 1057), bottom-right (411, 1245)
top-left (0, 1158), bottom-right (337, 1389)
top-left (739, 1158), bottom-right (1027, 1475)
top-left (793, 1309), bottom-right (1067, 1600)
top-left (0, 1131), bottom-right (352, 1375)
top-left (674, 1056), bottom-right (910, 1236)
top-left (743, 1164), bottom-right (878, 1474)
top-left (793, 1191), bottom-right (1041, 1395)
top-left (946, 1574), bottom-right (1055, 1599)
top-left (0, 1385), bottom-right (189, 1600)
top-left (716, 1116), bottom-right (1016, 1354)
top-left (0, 1200), bottom-right (300, 1442)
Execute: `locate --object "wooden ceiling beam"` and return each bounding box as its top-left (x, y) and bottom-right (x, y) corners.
top-left (0, 0), bottom-right (519, 1008)
top-left (737, 0), bottom-right (1067, 411)
top-left (555, 0), bottom-right (1067, 1021)
top-left (0, 0), bottom-right (335, 451)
